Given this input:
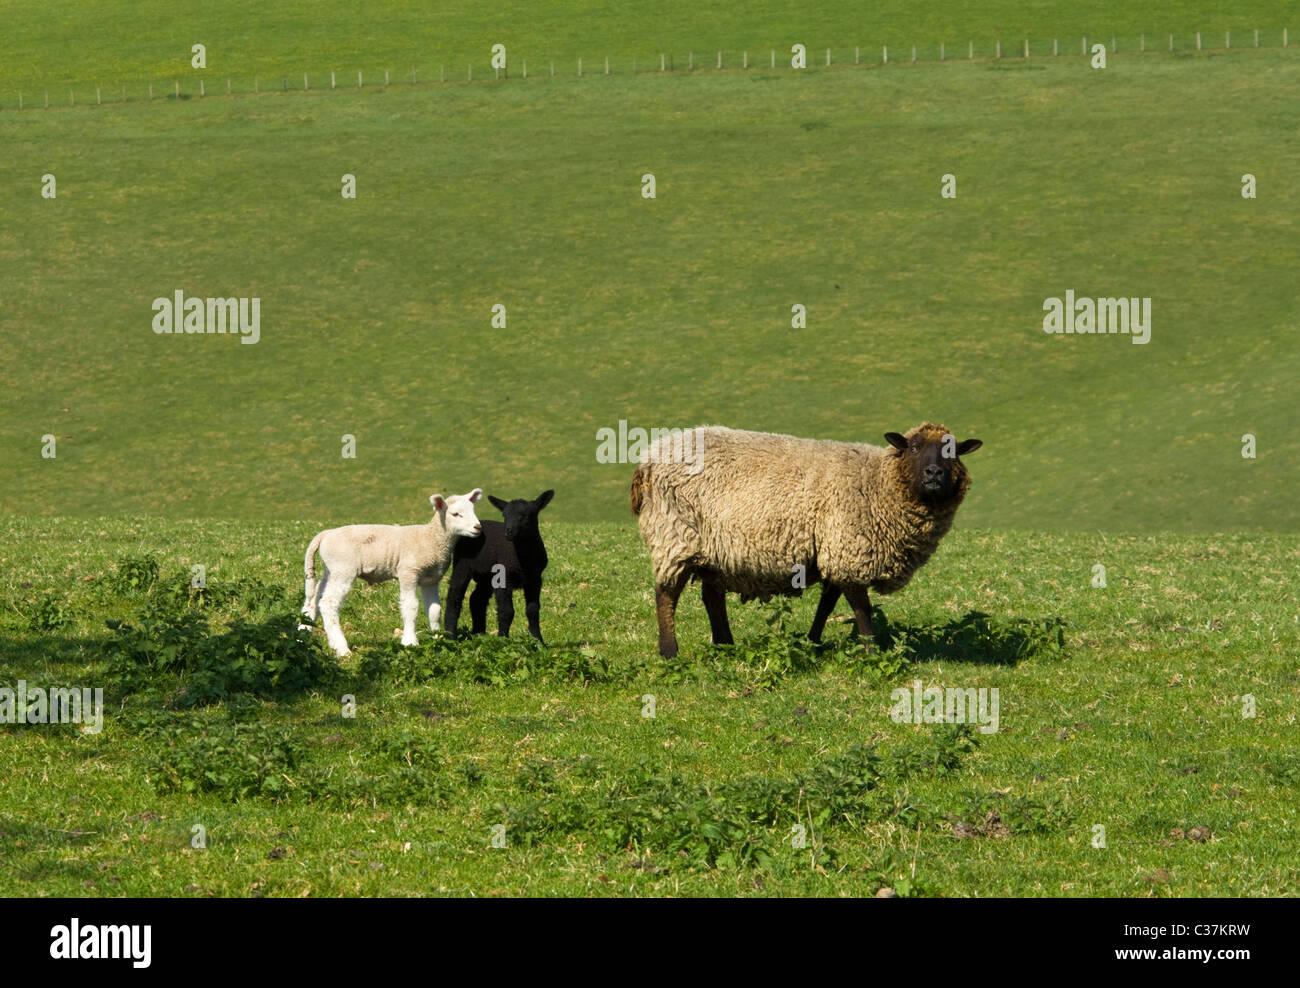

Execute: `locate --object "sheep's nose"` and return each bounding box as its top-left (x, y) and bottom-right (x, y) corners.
top-left (923, 465), bottom-right (944, 481)
top-left (472, 523), bottom-right (482, 534)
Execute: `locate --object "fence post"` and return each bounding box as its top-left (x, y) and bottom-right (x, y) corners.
top-left (384, 69), bottom-right (389, 86)
top-left (283, 76), bottom-right (288, 91)
top-left (330, 71), bottom-right (335, 88)
top-left (1024, 38), bottom-right (1029, 58)
top-left (744, 51), bottom-right (747, 68)
top-left (969, 41), bottom-right (973, 59)
top-left (97, 87), bottom-right (101, 104)
top-left (1226, 31), bottom-right (1230, 49)
top-left (1169, 34), bottom-right (1174, 50)
top-left (358, 69), bottom-right (363, 87)
top-left (1254, 28), bottom-right (1259, 47)
top-left (607, 55), bottom-right (611, 74)
top-left (174, 81), bottom-right (179, 98)
top-left (1196, 32), bottom-right (1201, 50)
top-left (661, 54), bottom-right (665, 71)
top-left (910, 45), bottom-right (915, 62)
top-left (771, 49), bottom-right (774, 67)
top-left (577, 58), bottom-right (581, 76)
top-left (523, 59), bottom-right (527, 78)
top-left (1140, 34), bottom-right (1144, 52)
top-left (688, 52), bottom-right (692, 69)
top-left (883, 45), bottom-right (888, 63)
top-left (996, 40), bottom-right (1001, 58)
top-left (146, 85), bottom-right (151, 101)
top-left (1054, 38), bottom-right (1058, 55)
top-left (201, 79), bottom-right (206, 96)
top-left (717, 51), bottom-right (721, 69)
top-left (303, 73), bottom-right (307, 91)
top-left (1285, 28), bottom-right (1289, 46)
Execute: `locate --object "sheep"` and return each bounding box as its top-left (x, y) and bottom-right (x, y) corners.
top-left (301, 489), bottom-right (483, 656)
top-left (630, 423), bottom-right (982, 658)
top-left (444, 491), bottom-right (553, 642)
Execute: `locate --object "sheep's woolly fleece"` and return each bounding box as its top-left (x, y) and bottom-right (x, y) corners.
top-left (631, 423), bottom-right (971, 600)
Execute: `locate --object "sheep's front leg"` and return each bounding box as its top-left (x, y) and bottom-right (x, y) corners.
top-left (808, 582), bottom-right (843, 643)
top-left (523, 577), bottom-right (544, 643)
top-left (841, 585), bottom-right (876, 651)
top-left (398, 580), bottom-right (421, 646)
top-left (421, 583), bottom-right (442, 635)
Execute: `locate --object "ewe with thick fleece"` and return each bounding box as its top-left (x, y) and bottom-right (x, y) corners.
top-left (301, 489), bottom-right (483, 656)
top-left (631, 424), bottom-right (982, 657)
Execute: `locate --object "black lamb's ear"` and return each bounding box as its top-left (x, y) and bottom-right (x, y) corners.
top-left (488, 494), bottom-right (509, 512)
top-left (884, 433), bottom-right (908, 452)
top-left (956, 439), bottom-right (983, 456)
top-left (534, 490), bottom-right (555, 511)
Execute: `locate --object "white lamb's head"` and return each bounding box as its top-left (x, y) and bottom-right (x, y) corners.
top-left (430, 488), bottom-right (484, 538)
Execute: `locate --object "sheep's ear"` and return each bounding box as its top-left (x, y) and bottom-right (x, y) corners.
top-left (956, 439), bottom-right (983, 456)
top-left (466, 488), bottom-right (483, 503)
top-left (534, 490), bottom-right (555, 511)
top-left (488, 495), bottom-right (509, 512)
top-left (430, 494), bottom-right (447, 511)
top-left (884, 433), bottom-right (908, 452)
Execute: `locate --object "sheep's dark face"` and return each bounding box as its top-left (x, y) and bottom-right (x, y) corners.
top-left (885, 424), bottom-right (982, 504)
top-left (488, 490), bottom-right (555, 540)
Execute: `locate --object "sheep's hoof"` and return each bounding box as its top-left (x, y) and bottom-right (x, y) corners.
top-left (400, 636), bottom-right (419, 647)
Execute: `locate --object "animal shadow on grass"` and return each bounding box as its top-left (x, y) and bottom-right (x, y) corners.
top-left (874, 610), bottom-right (1066, 667)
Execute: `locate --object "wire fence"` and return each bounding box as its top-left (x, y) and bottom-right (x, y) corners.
top-left (4, 28), bottom-right (1294, 112)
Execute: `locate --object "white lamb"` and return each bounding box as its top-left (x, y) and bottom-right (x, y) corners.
top-left (301, 489), bottom-right (483, 656)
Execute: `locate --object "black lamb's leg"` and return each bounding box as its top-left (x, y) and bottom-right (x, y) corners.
top-left (495, 587), bottom-right (515, 637)
top-left (468, 580), bottom-right (492, 635)
top-left (523, 577), bottom-right (544, 643)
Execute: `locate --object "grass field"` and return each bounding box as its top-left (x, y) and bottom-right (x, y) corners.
top-left (2, 2), bottom-right (1297, 899)
top-left (2, 44), bottom-right (1298, 531)
top-left (2, 517), bottom-right (1297, 897)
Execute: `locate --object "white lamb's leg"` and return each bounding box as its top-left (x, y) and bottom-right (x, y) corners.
top-left (399, 579), bottom-right (421, 646)
top-left (301, 566), bottom-right (326, 625)
top-left (421, 583), bottom-right (442, 633)
top-left (320, 570), bottom-right (353, 657)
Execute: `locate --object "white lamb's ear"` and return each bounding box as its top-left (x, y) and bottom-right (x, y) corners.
top-left (430, 494), bottom-right (447, 511)
top-left (466, 488), bottom-right (483, 503)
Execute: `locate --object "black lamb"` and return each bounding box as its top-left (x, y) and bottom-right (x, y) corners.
top-left (444, 490), bottom-right (553, 642)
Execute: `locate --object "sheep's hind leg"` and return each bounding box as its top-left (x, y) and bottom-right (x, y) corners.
top-left (701, 577), bottom-right (733, 646)
top-left (399, 579), bottom-right (421, 646)
top-left (841, 585), bottom-right (876, 651)
top-left (808, 582), bottom-right (843, 642)
top-left (654, 571), bottom-right (689, 659)
top-left (319, 571), bottom-right (353, 657)
top-left (494, 588), bottom-right (515, 637)
top-left (468, 580), bottom-right (492, 634)
top-left (300, 566), bottom-right (327, 628)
